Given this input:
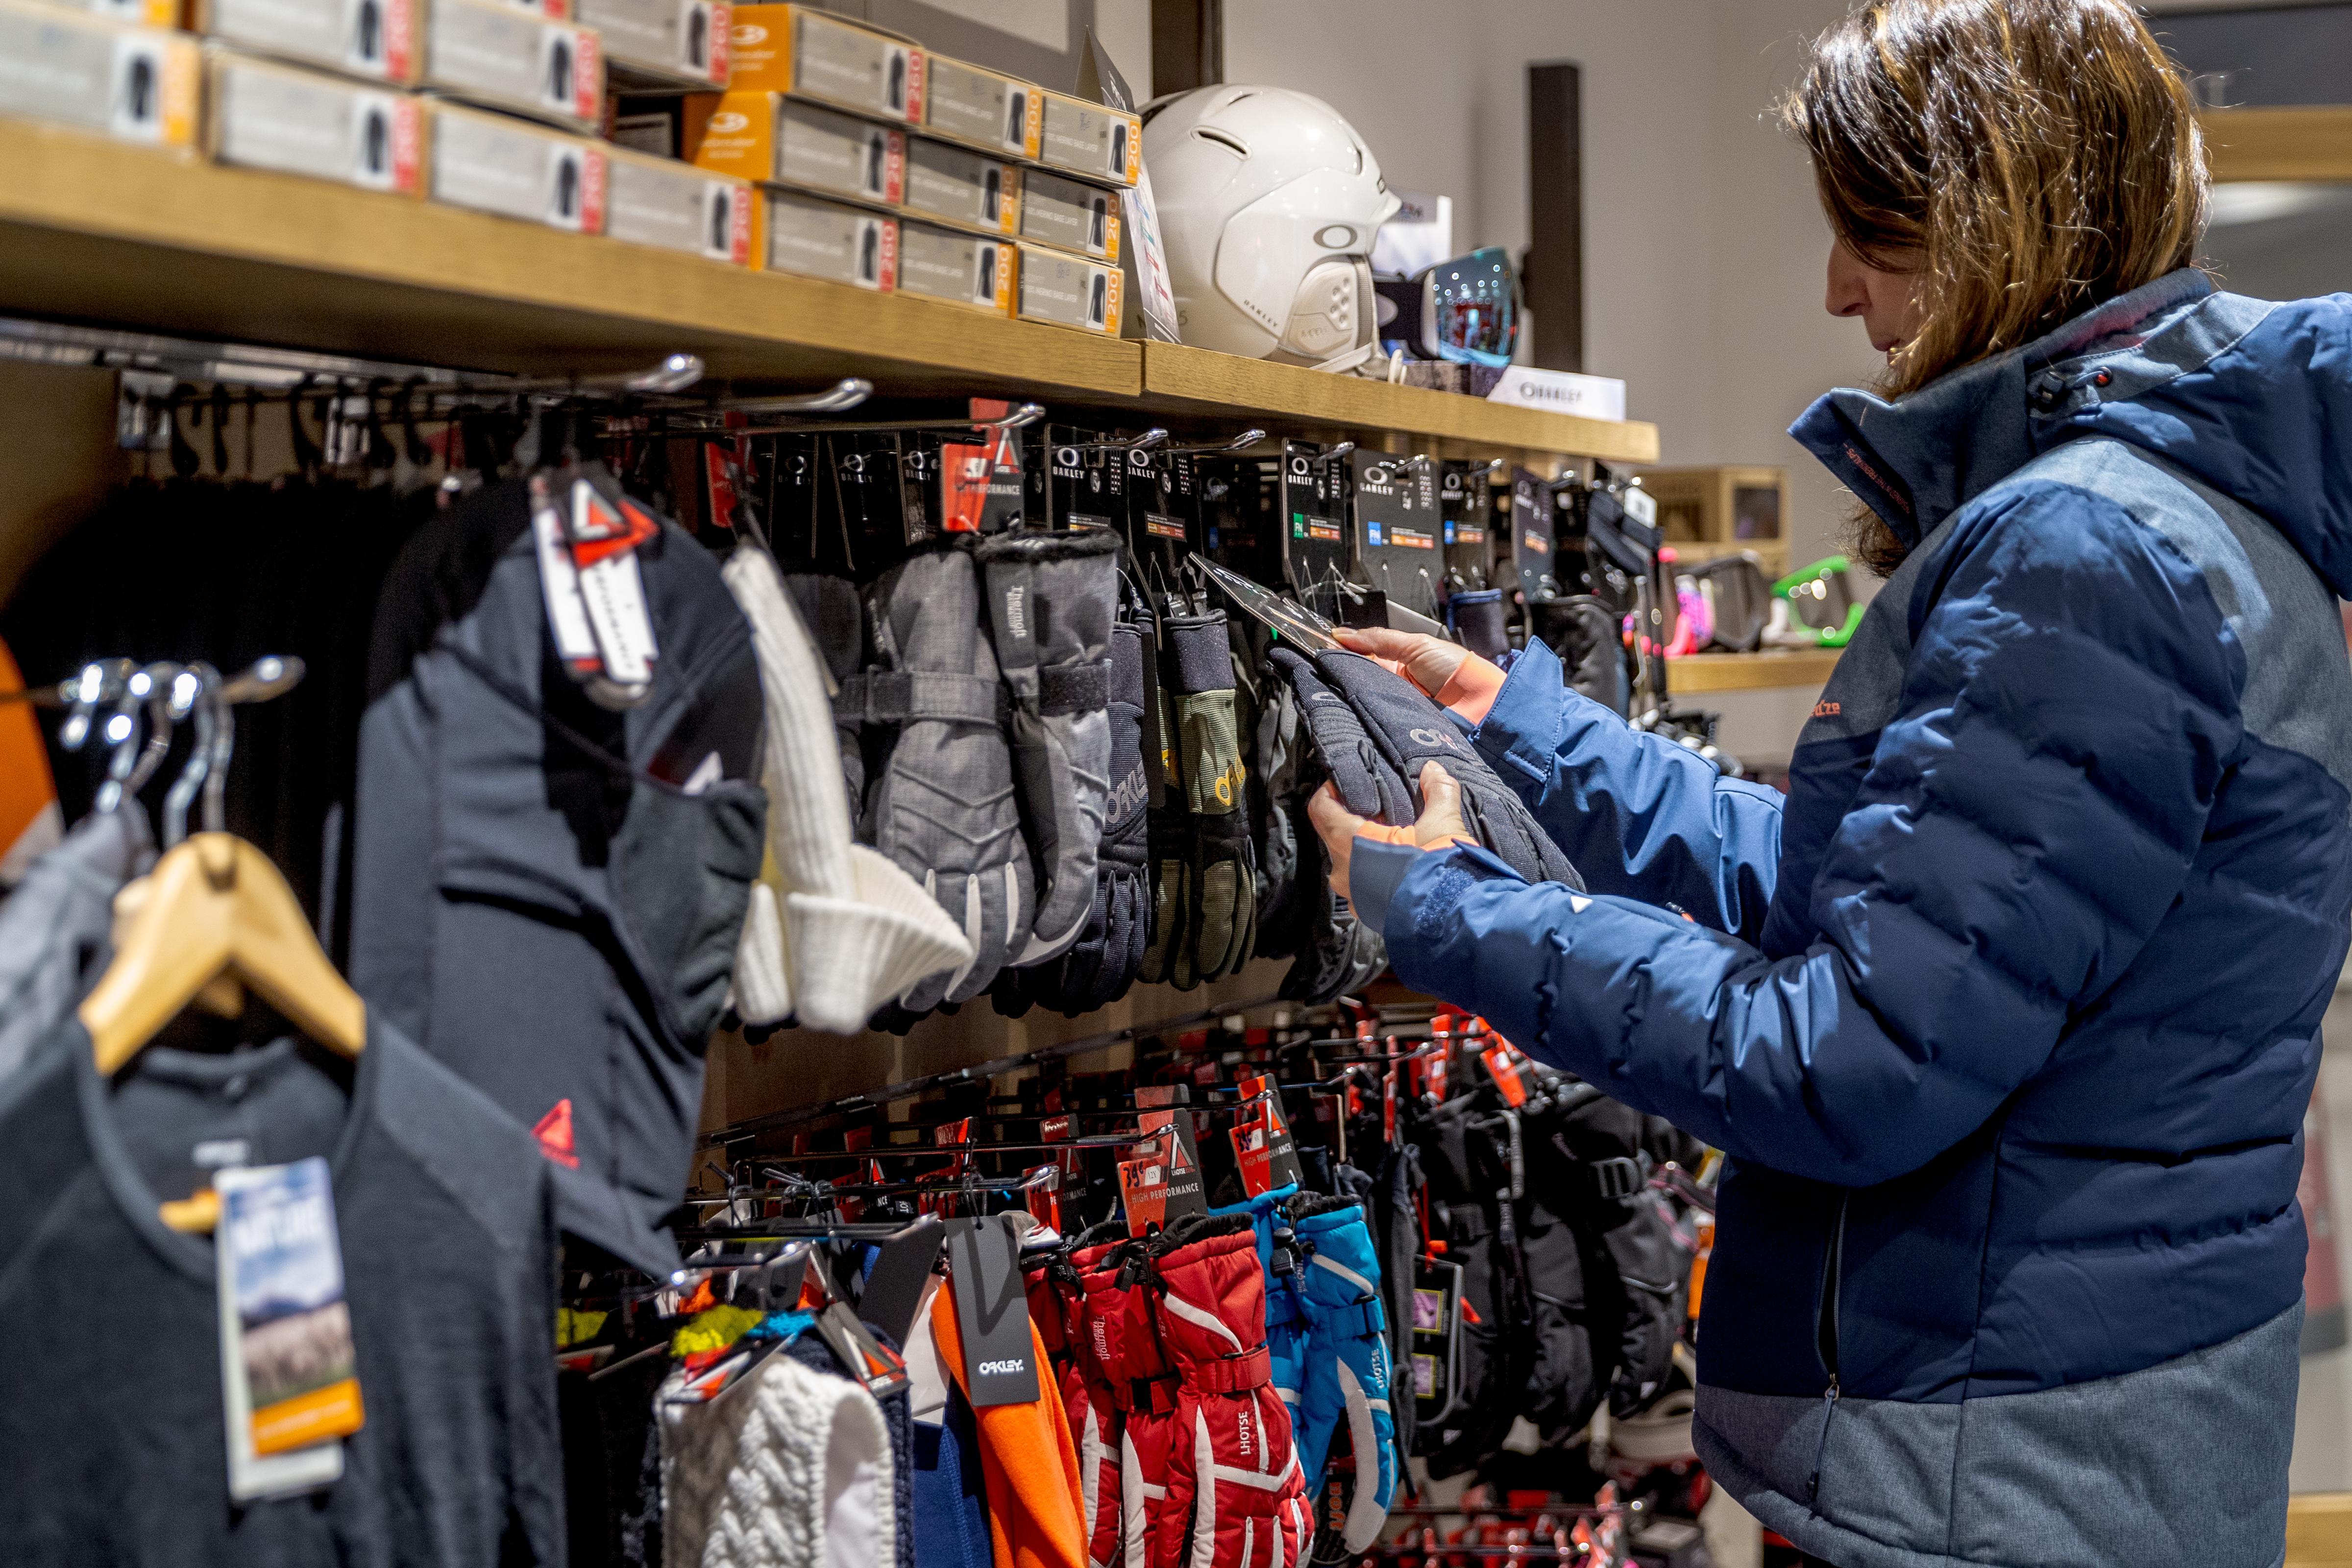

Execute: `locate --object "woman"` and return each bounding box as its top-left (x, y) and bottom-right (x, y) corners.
top-left (1310, 3), bottom-right (2352, 1565)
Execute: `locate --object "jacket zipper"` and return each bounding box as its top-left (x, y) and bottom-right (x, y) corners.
top-left (1807, 1195), bottom-right (1848, 1511)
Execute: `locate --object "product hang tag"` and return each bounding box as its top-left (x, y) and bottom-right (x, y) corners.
top-left (1439, 460), bottom-right (1491, 592)
top-left (940, 406), bottom-right (1026, 535)
top-left (1481, 1041), bottom-right (1535, 1108)
top-left (561, 474), bottom-right (662, 690)
top-left (1235, 1075), bottom-right (1306, 1190)
top-left (1229, 1105), bottom-right (1275, 1198)
top-left (216, 1157), bottom-right (363, 1502)
top-left (1352, 450), bottom-right (1442, 619)
top-left (531, 472), bottom-right (603, 681)
top-left (944, 1212), bottom-right (1041, 1406)
top-left (1280, 441), bottom-right (1352, 617)
top-left (1135, 1107), bottom-right (1207, 1221)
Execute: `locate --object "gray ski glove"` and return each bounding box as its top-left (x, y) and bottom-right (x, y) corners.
top-left (977, 527), bottom-right (1118, 966)
top-left (845, 545), bottom-right (1033, 1009)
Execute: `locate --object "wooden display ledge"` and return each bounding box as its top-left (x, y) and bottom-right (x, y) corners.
top-left (2292, 1494), bottom-right (2352, 1568)
top-left (2202, 108), bottom-right (2352, 184)
top-left (1667, 648), bottom-right (1841, 693)
top-left (0, 121), bottom-right (1137, 400)
top-left (0, 120), bottom-right (1661, 462)
top-left (1140, 341), bottom-right (1659, 466)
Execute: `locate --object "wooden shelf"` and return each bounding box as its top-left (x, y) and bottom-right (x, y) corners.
top-left (0, 120), bottom-right (1140, 399)
top-left (0, 120), bottom-right (1658, 462)
top-left (1140, 341), bottom-right (1659, 466)
top-left (1667, 648), bottom-right (1840, 693)
top-left (2289, 1493), bottom-right (2352, 1568)
top-left (2201, 108), bottom-right (2352, 184)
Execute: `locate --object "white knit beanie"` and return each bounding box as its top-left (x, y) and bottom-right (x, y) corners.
top-left (662, 1351), bottom-right (898, 1568)
top-left (722, 545), bottom-right (973, 1033)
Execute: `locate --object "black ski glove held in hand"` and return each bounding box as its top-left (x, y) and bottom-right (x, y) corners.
top-left (1309, 649), bottom-right (1584, 891)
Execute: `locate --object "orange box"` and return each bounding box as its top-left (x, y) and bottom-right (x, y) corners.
top-left (725, 2), bottom-right (919, 122)
top-left (686, 91), bottom-right (903, 205)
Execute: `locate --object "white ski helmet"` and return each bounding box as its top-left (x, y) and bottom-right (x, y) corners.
top-left (1142, 85), bottom-right (1402, 372)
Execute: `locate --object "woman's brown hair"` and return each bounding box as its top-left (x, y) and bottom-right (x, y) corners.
top-left (1784, 0), bottom-right (2209, 567)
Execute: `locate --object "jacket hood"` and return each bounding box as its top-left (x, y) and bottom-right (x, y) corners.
top-left (1791, 269), bottom-right (2352, 596)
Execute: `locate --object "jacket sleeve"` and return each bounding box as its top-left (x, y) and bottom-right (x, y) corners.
top-left (1378, 490), bottom-right (2241, 1187)
top-left (1469, 638), bottom-right (1786, 941)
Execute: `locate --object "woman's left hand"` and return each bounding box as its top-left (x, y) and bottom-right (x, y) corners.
top-left (1307, 760), bottom-right (1473, 904)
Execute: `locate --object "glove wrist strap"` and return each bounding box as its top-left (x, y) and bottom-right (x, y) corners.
top-left (1189, 1343), bottom-right (1273, 1393)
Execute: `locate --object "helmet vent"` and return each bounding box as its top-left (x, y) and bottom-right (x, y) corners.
top-left (1193, 126), bottom-right (1250, 159)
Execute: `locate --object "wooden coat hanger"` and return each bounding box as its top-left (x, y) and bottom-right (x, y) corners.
top-left (78, 832), bottom-right (365, 1234)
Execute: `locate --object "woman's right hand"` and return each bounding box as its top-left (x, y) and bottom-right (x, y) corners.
top-left (1331, 626), bottom-right (1470, 698)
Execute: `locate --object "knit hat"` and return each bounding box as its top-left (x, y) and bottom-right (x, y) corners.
top-left (721, 545), bottom-right (973, 1033)
top-left (662, 1350), bottom-right (898, 1568)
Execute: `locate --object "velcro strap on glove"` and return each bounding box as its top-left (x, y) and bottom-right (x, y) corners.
top-left (1332, 1298), bottom-right (1385, 1340)
top-left (837, 670), bottom-right (1009, 727)
top-left (1191, 1344), bottom-right (1274, 1393)
top-left (1039, 659), bottom-right (1112, 716)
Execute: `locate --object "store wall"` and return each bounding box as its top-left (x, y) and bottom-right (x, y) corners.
top-left (1223, 0), bottom-right (1886, 567)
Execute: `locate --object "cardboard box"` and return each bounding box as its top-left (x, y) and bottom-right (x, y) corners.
top-left (37, 0), bottom-right (181, 30)
top-left (903, 133), bottom-right (1015, 237)
top-left (0, 0), bottom-right (199, 144)
top-left (573, 0), bottom-right (725, 91)
top-left (1016, 244), bottom-right (1121, 336)
top-left (425, 97), bottom-right (605, 231)
top-left (192, 0), bottom-right (416, 84)
top-left (725, 2), bottom-right (917, 123)
top-left (422, 0), bottom-right (602, 133)
top-left (756, 186), bottom-right (893, 290)
top-left (605, 141), bottom-right (748, 263)
top-left (921, 51), bottom-right (1034, 159)
top-left (206, 47), bottom-right (424, 193)
top-left (1017, 165), bottom-right (1116, 262)
top-left (1036, 88), bottom-right (1136, 186)
top-left (686, 91), bottom-right (900, 205)
top-left (896, 220), bottom-right (1011, 316)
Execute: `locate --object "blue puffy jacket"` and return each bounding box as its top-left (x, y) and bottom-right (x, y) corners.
top-left (1351, 271), bottom-right (2352, 1568)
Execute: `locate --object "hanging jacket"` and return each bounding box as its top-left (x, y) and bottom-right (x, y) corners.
top-left (1353, 272), bottom-right (2352, 1568)
top-left (659, 1349), bottom-right (899, 1568)
top-left (354, 478), bottom-right (766, 1277)
top-left (1286, 1195), bottom-right (1397, 1556)
top-left (0, 806), bottom-right (149, 1079)
top-left (932, 1275), bottom-right (1089, 1568)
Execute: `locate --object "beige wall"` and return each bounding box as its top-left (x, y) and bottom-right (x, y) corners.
top-left (1223, 0), bottom-right (1886, 566)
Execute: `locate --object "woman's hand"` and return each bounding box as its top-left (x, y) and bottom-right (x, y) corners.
top-left (1307, 760), bottom-right (1472, 904)
top-left (1332, 626), bottom-right (1470, 698)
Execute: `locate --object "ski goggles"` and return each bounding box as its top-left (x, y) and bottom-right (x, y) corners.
top-left (1773, 555), bottom-right (1865, 647)
top-left (1375, 247), bottom-right (1520, 368)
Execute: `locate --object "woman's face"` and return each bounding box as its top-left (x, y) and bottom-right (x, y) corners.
top-left (1827, 236), bottom-right (1927, 358)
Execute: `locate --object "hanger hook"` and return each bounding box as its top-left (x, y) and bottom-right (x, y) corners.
top-left (160, 663), bottom-right (216, 848)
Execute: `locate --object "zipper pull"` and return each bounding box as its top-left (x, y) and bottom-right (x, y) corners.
top-left (1807, 1376), bottom-right (1840, 1508)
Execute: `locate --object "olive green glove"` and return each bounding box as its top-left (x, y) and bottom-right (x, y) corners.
top-left (1163, 611), bottom-right (1256, 987)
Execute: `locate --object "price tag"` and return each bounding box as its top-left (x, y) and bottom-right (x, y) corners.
top-left (216, 1158), bottom-right (362, 1501)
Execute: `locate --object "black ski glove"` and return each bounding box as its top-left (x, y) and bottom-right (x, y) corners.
top-left (1308, 650), bottom-right (1584, 890)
